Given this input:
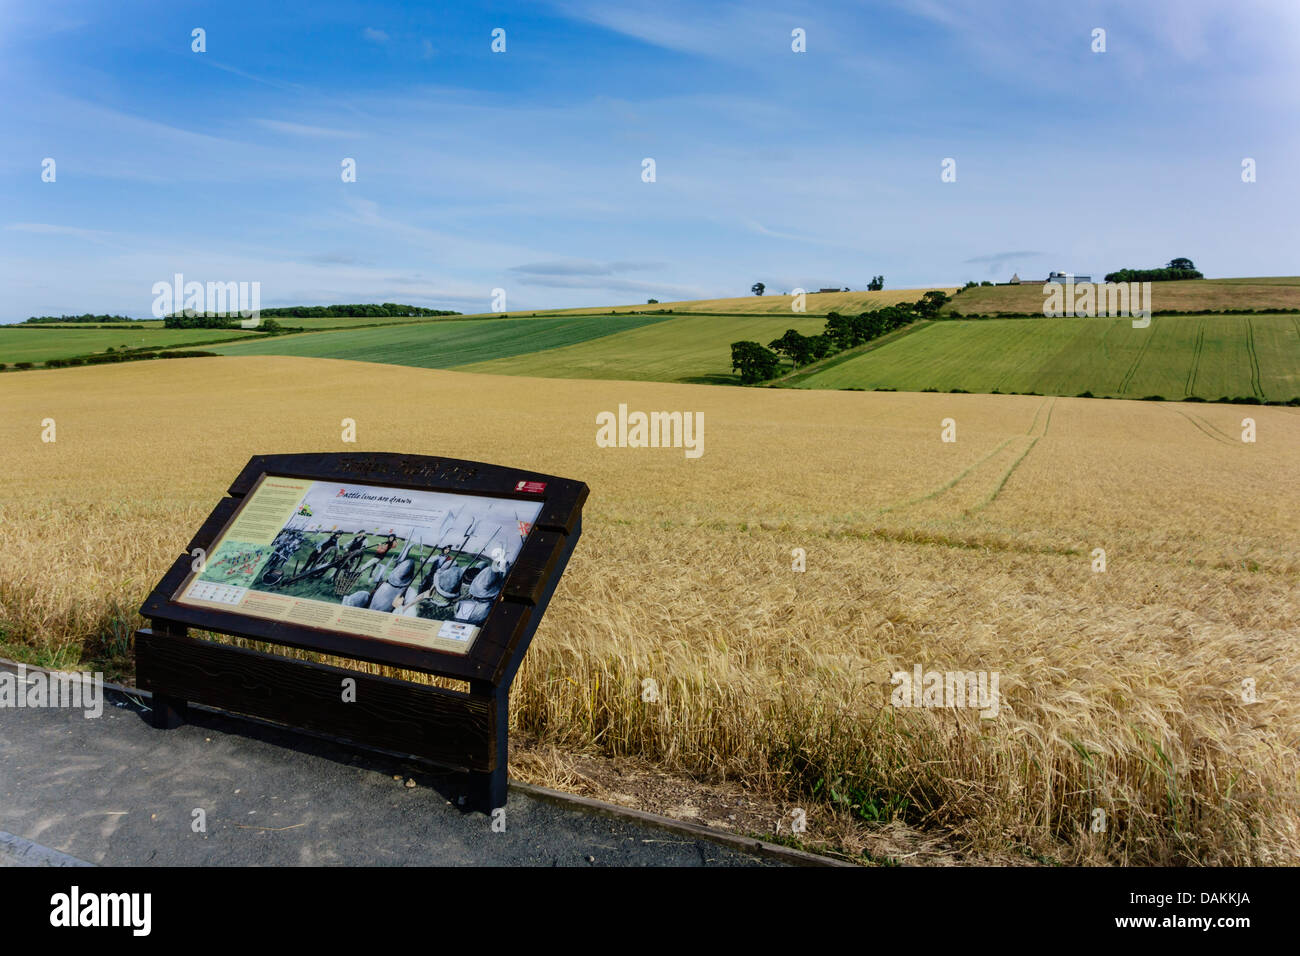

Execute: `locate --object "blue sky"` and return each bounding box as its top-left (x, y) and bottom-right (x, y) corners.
top-left (2, 0), bottom-right (1297, 321)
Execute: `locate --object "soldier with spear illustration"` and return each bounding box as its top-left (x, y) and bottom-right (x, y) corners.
top-left (365, 528), bottom-right (426, 613)
top-left (393, 518), bottom-right (503, 620)
top-left (395, 517), bottom-right (478, 616)
top-left (390, 511), bottom-right (460, 617)
top-left (453, 517), bottom-right (524, 624)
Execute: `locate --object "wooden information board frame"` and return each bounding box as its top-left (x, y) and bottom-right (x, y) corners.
top-left (135, 452), bottom-right (587, 812)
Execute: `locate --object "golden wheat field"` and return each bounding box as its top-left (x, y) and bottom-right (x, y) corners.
top-left (459, 287), bottom-right (956, 318)
top-left (946, 277), bottom-right (1300, 315)
top-left (1, 357), bottom-right (1297, 864)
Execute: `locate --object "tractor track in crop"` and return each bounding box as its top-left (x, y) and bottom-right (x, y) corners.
top-left (1118, 317), bottom-right (1157, 395)
top-left (1245, 318), bottom-right (1264, 399)
top-left (878, 397), bottom-right (1056, 519)
top-left (1185, 319), bottom-right (1206, 397)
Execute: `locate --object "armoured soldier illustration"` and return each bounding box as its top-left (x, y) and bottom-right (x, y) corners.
top-left (430, 553), bottom-right (467, 608)
top-left (392, 547), bottom-right (455, 617)
top-left (367, 533), bottom-right (421, 613)
top-left (453, 559), bottom-right (505, 625)
top-left (251, 507), bottom-right (521, 630)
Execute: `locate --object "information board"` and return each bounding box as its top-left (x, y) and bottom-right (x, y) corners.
top-left (136, 452), bottom-right (587, 811)
top-left (174, 475), bottom-right (543, 655)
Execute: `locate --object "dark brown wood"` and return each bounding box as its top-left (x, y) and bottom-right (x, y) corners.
top-left (143, 452), bottom-right (586, 684)
top-left (146, 620), bottom-right (191, 728)
top-left (489, 520), bottom-right (581, 688)
top-left (502, 530), bottom-right (564, 606)
top-left (223, 453), bottom-right (586, 536)
top-left (135, 630), bottom-right (497, 772)
top-left (149, 693), bottom-right (189, 729)
top-left (465, 679), bottom-right (509, 812)
top-left (184, 497), bottom-right (241, 556)
top-left (135, 452), bottom-right (585, 812)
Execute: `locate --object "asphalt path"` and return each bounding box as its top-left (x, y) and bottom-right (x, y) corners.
top-left (0, 676), bottom-right (787, 867)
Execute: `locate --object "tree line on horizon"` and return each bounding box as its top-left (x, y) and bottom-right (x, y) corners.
top-left (1103, 262), bottom-right (1204, 283)
top-left (23, 303), bottom-right (462, 327)
top-left (22, 313), bottom-right (141, 324)
top-left (162, 303), bottom-right (461, 328)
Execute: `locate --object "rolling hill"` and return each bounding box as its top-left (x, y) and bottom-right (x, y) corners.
top-left (793, 315), bottom-right (1300, 401)
top-left (7, 280), bottom-right (1299, 403)
top-left (0, 326), bottom-right (254, 365)
top-left (458, 287), bottom-right (957, 319)
top-left (207, 313), bottom-right (673, 367)
top-left (945, 276), bottom-right (1300, 315)
top-left (456, 313), bottom-right (830, 384)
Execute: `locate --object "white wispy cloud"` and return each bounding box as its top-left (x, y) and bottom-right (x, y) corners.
top-left (5, 222), bottom-right (122, 246)
top-left (202, 59), bottom-right (308, 92)
top-left (509, 259), bottom-right (663, 276)
top-left (253, 118), bottom-right (359, 138)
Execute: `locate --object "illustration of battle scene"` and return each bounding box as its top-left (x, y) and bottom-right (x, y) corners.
top-left (198, 484), bottom-right (541, 628)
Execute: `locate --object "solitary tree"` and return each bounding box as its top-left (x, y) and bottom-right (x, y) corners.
top-left (916, 290), bottom-right (951, 317)
top-left (867, 275), bottom-right (884, 291)
top-left (751, 282), bottom-right (765, 296)
top-left (730, 340), bottom-right (780, 383)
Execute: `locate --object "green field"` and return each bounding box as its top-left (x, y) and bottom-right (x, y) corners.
top-left (0, 327), bottom-right (255, 364)
top-left (793, 315), bottom-right (1300, 400)
top-left (457, 313), bottom-right (830, 384)
top-left (207, 313), bottom-right (675, 368)
top-left (263, 314), bottom-right (461, 330)
top-left (0, 314), bottom-right (455, 362)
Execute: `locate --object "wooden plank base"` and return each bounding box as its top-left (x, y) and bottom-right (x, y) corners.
top-left (149, 693), bottom-right (189, 729)
top-left (135, 630), bottom-right (502, 801)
